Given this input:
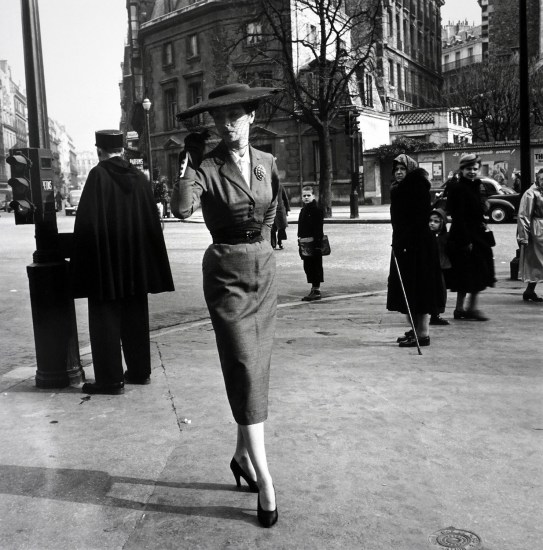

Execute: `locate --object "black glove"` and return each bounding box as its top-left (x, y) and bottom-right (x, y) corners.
top-left (181, 130), bottom-right (209, 172)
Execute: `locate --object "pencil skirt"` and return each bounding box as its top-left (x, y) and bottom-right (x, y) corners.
top-left (202, 240), bottom-right (277, 425)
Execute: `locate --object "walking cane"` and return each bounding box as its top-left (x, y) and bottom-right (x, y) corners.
top-left (392, 248), bottom-right (422, 356)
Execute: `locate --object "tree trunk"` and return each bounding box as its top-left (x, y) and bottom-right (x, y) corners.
top-left (318, 123), bottom-right (334, 218)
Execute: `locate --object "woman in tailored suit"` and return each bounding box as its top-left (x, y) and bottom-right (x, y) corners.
top-left (172, 83), bottom-right (282, 527)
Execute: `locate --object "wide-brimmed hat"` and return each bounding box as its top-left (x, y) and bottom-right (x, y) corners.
top-left (176, 83), bottom-right (282, 121)
top-left (95, 130), bottom-right (123, 150)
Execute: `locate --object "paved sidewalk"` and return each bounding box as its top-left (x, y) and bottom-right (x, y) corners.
top-left (0, 279), bottom-right (541, 549)
top-left (167, 204), bottom-right (391, 225)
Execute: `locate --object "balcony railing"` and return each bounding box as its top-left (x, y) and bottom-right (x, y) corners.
top-left (442, 54), bottom-right (483, 73)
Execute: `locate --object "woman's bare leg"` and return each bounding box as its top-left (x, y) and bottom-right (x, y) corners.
top-left (234, 425), bottom-right (257, 481)
top-left (239, 422), bottom-right (276, 511)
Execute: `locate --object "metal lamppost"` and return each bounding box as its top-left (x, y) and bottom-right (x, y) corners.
top-left (510, 0), bottom-right (531, 280)
top-left (18, 0), bottom-right (82, 387)
top-left (142, 98), bottom-right (153, 184)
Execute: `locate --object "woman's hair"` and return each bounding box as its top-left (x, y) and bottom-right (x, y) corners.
top-left (242, 100), bottom-right (260, 113)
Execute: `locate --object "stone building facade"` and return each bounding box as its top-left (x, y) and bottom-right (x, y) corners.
top-left (0, 60), bottom-right (28, 200)
top-left (1, 59), bottom-right (80, 203)
top-left (120, 0), bottom-right (452, 204)
top-left (479, 0), bottom-right (542, 59)
top-left (441, 21), bottom-right (483, 74)
top-left (48, 118), bottom-right (78, 190)
top-left (377, 0), bottom-right (445, 112)
top-left (76, 151), bottom-right (96, 188)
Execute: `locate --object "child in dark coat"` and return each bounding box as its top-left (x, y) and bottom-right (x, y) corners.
top-left (298, 185), bottom-right (324, 301)
top-left (429, 208), bottom-right (451, 325)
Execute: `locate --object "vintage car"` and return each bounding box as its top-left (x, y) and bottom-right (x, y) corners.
top-left (433, 177), bottom-right (520, 224)
top-left (65, 189), bottom-right (82, 216)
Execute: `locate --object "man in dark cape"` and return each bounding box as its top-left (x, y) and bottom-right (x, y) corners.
top-left (71, 130), bottom-right (174, 394)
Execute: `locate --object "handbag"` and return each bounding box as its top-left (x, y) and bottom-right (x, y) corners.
top-left (298, 235), bottom-right (331, 257)
top-left (482, 228), bottom-right (496, 247)
top-left (320, 235), bottom-right (331, 256)
top-left (298, 238), bottom-right (315, 258)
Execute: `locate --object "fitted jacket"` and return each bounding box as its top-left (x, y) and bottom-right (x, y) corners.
top-left (171, 142), bottom-right (279, 240)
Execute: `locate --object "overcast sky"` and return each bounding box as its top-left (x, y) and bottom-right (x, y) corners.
top-left (0, 0), bottom-right (481, 152)
top-left (441, 0), bottom-right (482, 25)
top-left (0, 0), bottom-right (127, 152)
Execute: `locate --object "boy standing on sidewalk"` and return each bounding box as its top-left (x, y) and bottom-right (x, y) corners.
top-left (298, 185), bottom-right (324, 301)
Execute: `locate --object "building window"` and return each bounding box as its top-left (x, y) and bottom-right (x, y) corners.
top-left (187, 34), bottom-right (199, 59)
top-left (397, 64), bottom-right (402, 90)
top-left (163, 42), bottom-right (174, 66)
top-left (388, 9), bottom-right (393, 38)
top-left (186, 80), bottom-right (203, 123)
top-left (188, 81), bottom-right (203, 107)
top-left (468, 47), bottom-right (473, 58)
top-left (365, 74), bottom-right (373, 107)
top-left (308, 24), bottom-right (318, 45)
top-left (389, 60), bottom-right (394, 86)
top-left (247, 21), bottom-right (263, 45)
top-left (164, 88), bottom-right (178, 130)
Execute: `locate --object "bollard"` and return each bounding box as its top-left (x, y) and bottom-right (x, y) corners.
top-left (510, 249), bottom-right (520, 280)
top-left (350, 189), bottom-right (359, 219)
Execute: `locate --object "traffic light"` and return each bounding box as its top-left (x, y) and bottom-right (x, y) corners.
top-left (350, 115), bottom-right (359, 135)
top-left (7, 151), bottom-right (35, 225)
top-left (6, 148), bottom-right (56, 225)
top-left (344, 111), bottom-right (360, 136)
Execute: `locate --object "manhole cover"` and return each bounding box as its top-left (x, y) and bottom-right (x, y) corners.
top-left (428, 526), bottom-right (482, 549)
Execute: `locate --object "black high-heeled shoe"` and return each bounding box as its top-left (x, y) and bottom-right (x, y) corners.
top-left (230, 458), bottom-right (259, 493)
top-left (257, 489), bottom-right (278, 528)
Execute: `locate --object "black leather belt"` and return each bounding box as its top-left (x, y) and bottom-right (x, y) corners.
top-left (212, 230), bottom-right (263, 245)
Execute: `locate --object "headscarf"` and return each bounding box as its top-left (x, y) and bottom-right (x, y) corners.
top-left (392, 154), bottom-right (418, 174)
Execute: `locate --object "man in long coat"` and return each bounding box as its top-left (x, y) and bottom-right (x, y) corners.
top-left (71, 130), bottom-right (174, 394)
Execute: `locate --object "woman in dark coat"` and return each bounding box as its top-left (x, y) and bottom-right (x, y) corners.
top-left (172, 84), bottom-right (281, 528)
top-left (446, 153), bottom-right (495, 320)
top-left (271, 184), bottom-right (290, 249)
top-left (387, 154), bottom-right (444, 347)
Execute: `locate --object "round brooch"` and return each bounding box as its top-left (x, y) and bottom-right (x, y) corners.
top-left (254, 164), bottom-right (266, 181)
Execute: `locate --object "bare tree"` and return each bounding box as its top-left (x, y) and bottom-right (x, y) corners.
top-left (441, 55), bottom-right (543, 142)
top-left (225, 0), bottom-right (382, 216)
